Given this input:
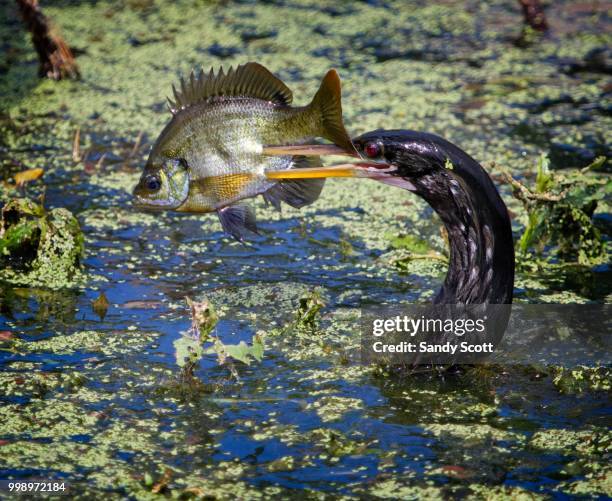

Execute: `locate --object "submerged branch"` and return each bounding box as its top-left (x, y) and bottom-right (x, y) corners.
top-left (16, 0), bottom-right (80, 80)
top-left (518, 0), bottom-right (548, 32)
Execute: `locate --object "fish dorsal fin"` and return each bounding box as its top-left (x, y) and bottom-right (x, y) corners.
top-left (167, 62), bottom-right (293, 114)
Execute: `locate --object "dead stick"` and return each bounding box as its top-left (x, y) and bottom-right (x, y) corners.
top-left (518, 0), bottom-right (548, 32)
top-left (127, 131), bottom-right (143, 159)
top-left (16, 0), bottom-right (80, 80)
top-left (72, 127), bottom-right (81, 163)
top-left (499, 169), bottom-right (565, 203)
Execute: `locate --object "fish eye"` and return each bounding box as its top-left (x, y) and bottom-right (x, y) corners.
top-left (364, 141), bottom-right (383, 158)
top-left (144, 174), bottom-right (162, 192)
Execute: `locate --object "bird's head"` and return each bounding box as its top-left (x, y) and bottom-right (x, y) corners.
top-left (264, 129), bottom-right (485, 200)
top-left (352, 130), bottom-right (443, 182)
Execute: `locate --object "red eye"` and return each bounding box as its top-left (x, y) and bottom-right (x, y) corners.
top-left (364, 142), bottom-right (380, 158)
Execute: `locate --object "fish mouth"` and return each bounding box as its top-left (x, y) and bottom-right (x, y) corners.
top-left (131, 189), bottom-right (181, 211)
top-left (131, 175), bottom-right (189, 211)
top-left (132, 198), bottom-right (167, 211)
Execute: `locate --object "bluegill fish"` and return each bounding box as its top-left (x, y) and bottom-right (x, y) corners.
top-left (132, 62), bottom-right (356, 240)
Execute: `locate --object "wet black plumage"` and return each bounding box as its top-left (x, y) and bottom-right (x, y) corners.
top-left (353, 130), bottom-right (515, 306)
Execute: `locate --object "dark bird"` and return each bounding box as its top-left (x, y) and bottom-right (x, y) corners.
top-left (354, 130), bottom-right (514, 306)
top-left (264, 130), bottom-right (515, 364)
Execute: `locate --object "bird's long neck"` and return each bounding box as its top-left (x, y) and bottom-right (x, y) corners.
top-left (408, 149), bottom-right (514, 305)
top-left (433, 173), bottom-right (512, 305)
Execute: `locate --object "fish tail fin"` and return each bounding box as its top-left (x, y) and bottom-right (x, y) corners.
top-left (263, 156), bottom-right (325, 209)
top-left (309, 70), bottom-right (356, 155)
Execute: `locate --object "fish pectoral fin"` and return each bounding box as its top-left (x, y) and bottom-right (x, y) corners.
top-left (263, 178), bottom-right (324, 209)
top-left (262, 191), bottom-right (282, 211)
top-left (263, 155), bottom-right (325, 210)
top-left (217, 205), bottom-right (258, 242)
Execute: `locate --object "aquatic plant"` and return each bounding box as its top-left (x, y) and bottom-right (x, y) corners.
top-left (293, 289), bottom-right (325, 330)
top-left (0, 197), bottom-right (84, 287)
top-left (1, 0), bottom-right (610, 497)
top-left (174, 297), bottom-right (264, 380)
top-left (551, 366), bottom-right (611, 394)
top-left (502, 155), bottom-right (610, 266)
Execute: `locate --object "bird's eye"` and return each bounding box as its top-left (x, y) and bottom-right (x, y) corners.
top-left (145, 174), bottom-right (161, 192)
top-left (364, 142), bottom-right (382, 158)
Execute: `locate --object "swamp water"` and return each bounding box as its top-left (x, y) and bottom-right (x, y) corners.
top-left (0, 0), bottom-right (610, 498)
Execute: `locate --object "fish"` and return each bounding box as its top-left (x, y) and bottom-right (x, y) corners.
top-left (132, 62), bottom-right (356, 240)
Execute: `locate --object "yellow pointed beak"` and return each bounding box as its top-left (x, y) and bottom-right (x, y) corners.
top-left (265, 162), bottom-right (398, 181)
top-left (262, 144), bottom-right (359, 157)
top-left (265, 164), bottom-right (362, 180)
top-left (263, 143), bottom-right (396, 181)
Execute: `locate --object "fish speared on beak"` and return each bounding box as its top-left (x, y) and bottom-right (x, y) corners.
top-left (262, 144), bottom-right (397, 181)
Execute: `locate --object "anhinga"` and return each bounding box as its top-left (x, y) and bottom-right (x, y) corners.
top-left (264, 130), bottom-right (515, 361)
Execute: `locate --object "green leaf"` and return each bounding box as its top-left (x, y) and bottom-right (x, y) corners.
top-left (212, 334), bottom-right (265, 366)
top-left (224, 341), bottom-right (253, 365)
top-left (252, 334), bottom-right (264, 362)
top-left (173, 336), bottom-right (203, 368)
top-left (512, 154), bottom-right (607, 265)
top-left (535, 154), bottom-right (553, 193)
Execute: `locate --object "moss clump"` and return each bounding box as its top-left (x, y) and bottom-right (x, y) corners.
top-left (0, 198), bottom-right (44, 265)
top-left (0, 198), bottom-right (84, 288)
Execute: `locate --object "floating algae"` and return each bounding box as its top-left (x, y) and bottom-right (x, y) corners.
top-left (0, 0), bottom-right (611, 498)
top-left (0, 198), bottom-right (85, 288)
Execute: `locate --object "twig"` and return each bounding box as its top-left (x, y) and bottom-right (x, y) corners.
top-left (94, 153), bottom-right (106, 171)
top-left (127, 131), bottom-right (144, 159)
top-left (72, 127), bottom-right (81, 163)
top-left (518, 0), bottom-right (548, 32)
top-left (498, 169), bottom-right (566, 203)
top-left (392, 251), bottom-right (449, 264)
